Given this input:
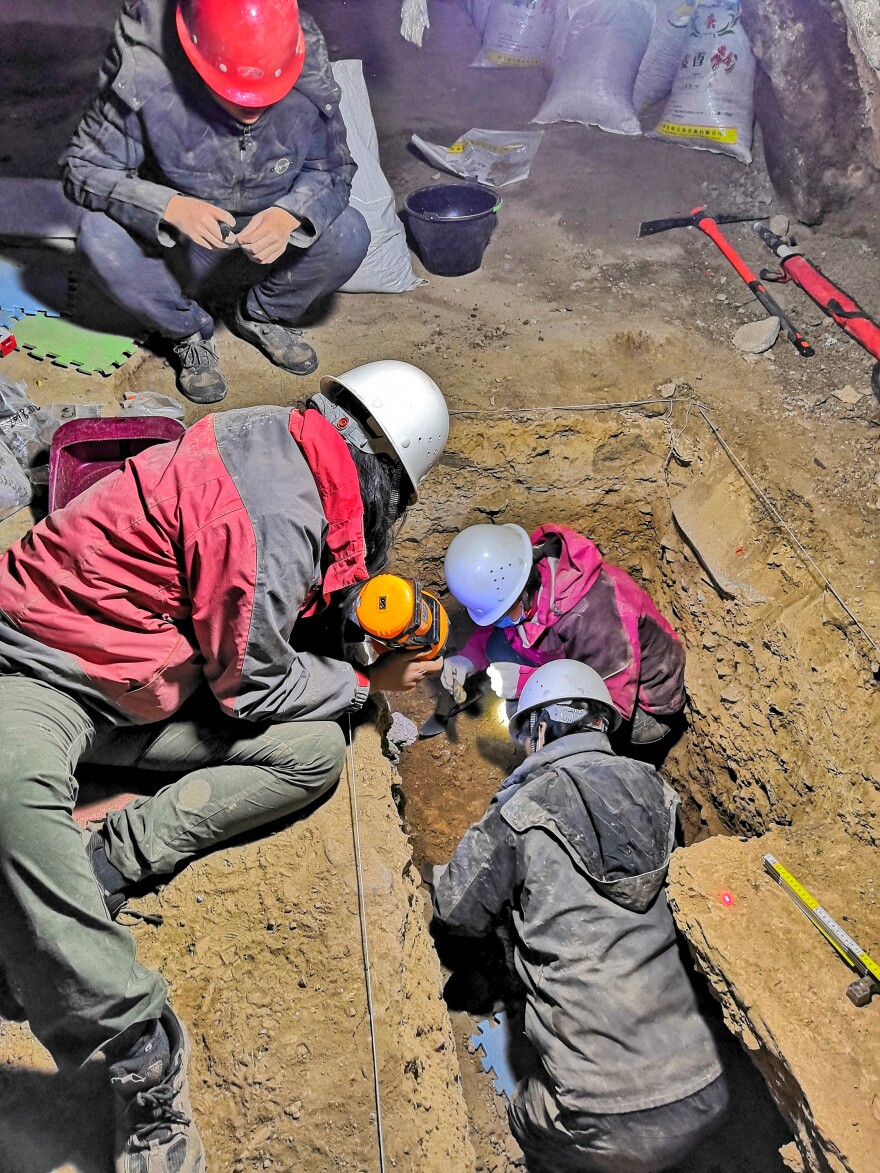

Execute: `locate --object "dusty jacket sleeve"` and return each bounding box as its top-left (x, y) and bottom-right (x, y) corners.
top-left (273, 109), bottom-right (354, 244)
top-left (185, 512), bottom-right (369, 723)
top-left (432, 798), bottom-right (518, 936)
top-left (458, 625), bottom-right (493, 671)
top-left (271, 16), bottom-right (354, 244)
top-left (636, 608), bottom-right (686, 716)
top-left (61, 38), bottom-right (179, 245)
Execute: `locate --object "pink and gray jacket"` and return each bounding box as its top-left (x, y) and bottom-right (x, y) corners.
top-left (460, 525), bottom-right (686, 720)
top-left (0, 407), bottom-right (371, 725)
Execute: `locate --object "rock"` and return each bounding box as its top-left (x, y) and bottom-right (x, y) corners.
top-left (733, 317), bottom-right (781, 354)
top-left (768, 214), bottom-right (790, 237)
top-left (668, 830), bottom-right (880, 1173)
top-left (388, 711), bottom-right (419, 750)
top-left (740, 0), bottom-right (872, 223)
top-left (833, 384), bottom-right (865, 404)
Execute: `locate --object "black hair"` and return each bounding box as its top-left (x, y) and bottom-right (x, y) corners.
top-left (533, 699), bottom-right (612, 745)
top-left (347, 444), bottom-right (401, 574)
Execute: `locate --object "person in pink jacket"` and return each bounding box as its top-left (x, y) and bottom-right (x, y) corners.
top-left (442, 523), bottom-right (686, 745)
top-left (0, 360), bottom-right (447, 1173)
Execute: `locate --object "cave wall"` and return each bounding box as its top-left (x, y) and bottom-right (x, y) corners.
top-left (740, 0), bottom-right (876, 223)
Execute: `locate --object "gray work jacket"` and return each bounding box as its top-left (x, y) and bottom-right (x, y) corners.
top-left (433, 732), bottom-right (723, 1115)
top-left (60, 0), bottom-right (354, 248)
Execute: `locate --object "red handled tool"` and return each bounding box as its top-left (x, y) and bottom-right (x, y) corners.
top-left (753, 222), bottom-right (880, 394)
top-left (638, 207), bottom-right (814, 358)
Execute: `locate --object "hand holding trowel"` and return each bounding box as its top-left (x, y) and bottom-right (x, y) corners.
top-left (420, 654), bottom-right (483, 738)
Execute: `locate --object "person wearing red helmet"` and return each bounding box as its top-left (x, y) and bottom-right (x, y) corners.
top-left (61, 0), bottom-right (370, 404)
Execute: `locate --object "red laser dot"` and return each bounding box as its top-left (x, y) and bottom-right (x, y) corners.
top-left (719, 890), bottom-right (735, 907)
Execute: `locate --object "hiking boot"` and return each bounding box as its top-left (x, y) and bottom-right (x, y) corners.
top-left (171, 332), bottom-right (228, 404)
top-left (110, 1006), bottom-right (206, 1173)
top-left (83, 826), bottom-right (163, 926)
top-left (226, 301), bottom-right (318, 375)
top-left (631, 706), bottom-right (672, 745)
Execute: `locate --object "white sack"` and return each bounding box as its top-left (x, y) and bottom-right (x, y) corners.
top-left (649, 0), bottom-right (756, 162)
top-left (633, 0), bottom-right (694, 111)
top-left (534, 0), bottom-right (653, 134)
top-left (332, 60), bottom-right (422, 294)
top-left (473, 0), bottom-right (558, 68)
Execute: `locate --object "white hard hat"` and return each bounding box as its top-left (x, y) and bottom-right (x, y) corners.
top-left (320, 360), bottom-right (449, 500)
top-left (509, 659), bottom-right (622, 738)
top-left (444, 523), bottom-right (534, 626)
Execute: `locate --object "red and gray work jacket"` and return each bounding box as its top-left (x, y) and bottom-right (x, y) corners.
top-left (0, 407), bottom-right (370, 725)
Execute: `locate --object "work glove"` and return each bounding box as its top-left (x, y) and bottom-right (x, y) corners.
top-left (486, 661), bottom-right (522, 700)
top-left (440, 654), bottom-right (474, 704)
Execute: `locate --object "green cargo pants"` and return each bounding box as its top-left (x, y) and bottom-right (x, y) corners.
top-left (0, 676), bottom-right (346, 1072)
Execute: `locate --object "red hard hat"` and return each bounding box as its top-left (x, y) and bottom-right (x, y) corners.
top-left (176, 0), bottom-right (306, 108)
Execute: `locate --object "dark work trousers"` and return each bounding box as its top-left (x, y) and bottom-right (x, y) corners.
top-left (76, 203), bottom-right (369, 341)
top-left (0, 676), bottom-right (345, 1072)
top-left (508, 1066), bottom-right (729, 1173)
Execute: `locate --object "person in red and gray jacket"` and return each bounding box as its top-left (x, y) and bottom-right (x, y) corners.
top-left (441, 523), bottom-right (686, 745)
top-left (0, 360), bottom-right (447, 1173)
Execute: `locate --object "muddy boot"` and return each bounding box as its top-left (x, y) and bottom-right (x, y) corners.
top-left (171, 332), bottom-right (228, 404)
top-left (110, 1006), bottom-right (206, 1173)
top-left (226, 300), bottom-right (318, 375)
top-left (630, 706), bottom-right (672, 745)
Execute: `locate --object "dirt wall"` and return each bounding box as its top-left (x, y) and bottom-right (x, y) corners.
top-left (397, 405), bottom-right (880, 847)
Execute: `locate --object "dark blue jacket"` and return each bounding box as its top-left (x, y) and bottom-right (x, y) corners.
top-left (61, 0), bottom-right (354, 249)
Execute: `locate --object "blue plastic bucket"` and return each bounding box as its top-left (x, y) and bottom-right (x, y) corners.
top-left (403, 183), bottom-right (502, 277)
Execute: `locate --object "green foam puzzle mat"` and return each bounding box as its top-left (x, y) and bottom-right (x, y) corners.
top-left (14, 313), bottom-right (139, 377)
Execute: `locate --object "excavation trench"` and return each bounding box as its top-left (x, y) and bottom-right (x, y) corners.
top-left (392, 403), bottom-right (880, 1173)
top-left (0, 405), bottom-right (876, 1173)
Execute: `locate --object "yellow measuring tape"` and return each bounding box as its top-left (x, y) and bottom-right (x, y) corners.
top-left (763, 854), bottom-right (880, 1006)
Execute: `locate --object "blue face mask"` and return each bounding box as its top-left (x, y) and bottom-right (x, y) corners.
top-left (495, 614), bottom-right (517, 629)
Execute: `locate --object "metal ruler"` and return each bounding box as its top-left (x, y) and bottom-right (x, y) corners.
top-left (763, 853), bottom-right (880, 1007)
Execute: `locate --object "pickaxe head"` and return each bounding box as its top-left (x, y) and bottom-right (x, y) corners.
top-left (638, 209), bottom-right (767, 238)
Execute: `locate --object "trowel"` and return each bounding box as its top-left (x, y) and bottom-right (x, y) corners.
top-left (419, 679), bottom-right (483, 738)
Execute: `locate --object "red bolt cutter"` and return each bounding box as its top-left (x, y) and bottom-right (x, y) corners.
top-left (753, 222), bottom-right (880, 395)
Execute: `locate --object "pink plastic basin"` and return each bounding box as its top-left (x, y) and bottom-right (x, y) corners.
top-left (48, 416), bottom-right (185, 511)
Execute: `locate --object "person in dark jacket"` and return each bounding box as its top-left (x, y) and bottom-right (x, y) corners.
top-left (61, 0), bottom-right (370, 403)
top-left (441, 523), bottom-right (686, 745)
top-left (432, 660), bottom-right (727, 1173)
top-left (0, 361), bottom-right (447, 1173)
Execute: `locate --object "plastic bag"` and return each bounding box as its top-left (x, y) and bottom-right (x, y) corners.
top-left (634, 0), bottom-right (695, 111)
top-left (534, 0), bottom-right (653, 134)
top-left (473, 0), bottom-right (557, 68)
top-left (400, 0), bottom-right (430, 46)
top-left (0, 374), bottom-right (56, 482)
top-left (649, 0), bottom-right (756, 162)
top-left (120, 391), bottom-right (186, 420)
top-left (410, 128), bottom-right (544, 186)
top-left (0, 437), bottom-right (33, 520)
top-left (332, 60), bottom-right (422, 294)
